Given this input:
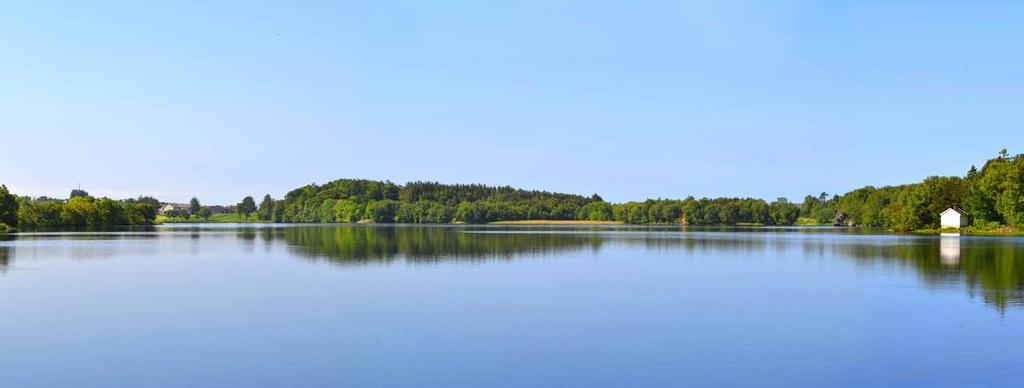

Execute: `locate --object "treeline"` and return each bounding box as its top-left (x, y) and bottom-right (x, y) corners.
top-left (255, 179), bottom-right (802, 225)
top-left (262, 150), bottom-right (1020, 229)
top-left (612, 198), bottom-right (800, 225)
top-left (0, 186), bottom-right (158, 230)
top-left (4, 149), bottom-right (1020, 231)
top-left (273, 179), bottom-right (598, 224)
top-left (796, 150), bottom-right (1023, 231)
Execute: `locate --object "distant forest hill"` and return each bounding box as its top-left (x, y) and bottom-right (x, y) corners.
top-left (1, 150), bottom-right (1021, 232)
top-left (268, 150), bottom-right (1023, 231)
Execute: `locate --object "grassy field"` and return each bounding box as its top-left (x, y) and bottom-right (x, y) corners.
top-left (489, 220), bottom-right (624, 225)
top-left (960, 226), bottom-right (1024, 236)
top-left (157, 213), bottom-right (270, 224)
top-left (795, 217), bottom-right (829, 226)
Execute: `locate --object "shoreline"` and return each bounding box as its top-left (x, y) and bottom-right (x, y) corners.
top-left (488, 220), bottom-right (624, 225)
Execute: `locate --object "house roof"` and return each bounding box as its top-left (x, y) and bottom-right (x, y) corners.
top-left (941, 207), bottom-right (968, 216)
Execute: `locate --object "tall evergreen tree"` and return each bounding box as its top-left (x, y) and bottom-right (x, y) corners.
top-left (257, 194), bottom-right (274, 221)
top-left (189, 197), bottom-right (201, 215)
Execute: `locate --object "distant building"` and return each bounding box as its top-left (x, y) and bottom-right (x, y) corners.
top-left (159, 203), bottom-right (231, 216)
top-left (159, 203), bottom-right (191, 215)
top-left (940, 208), bottom-right (968, 228)
top-left (206, 205), bottom-right (230, 214)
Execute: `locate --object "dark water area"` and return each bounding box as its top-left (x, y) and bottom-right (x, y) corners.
top-left (1, 225), bottom-right (1022, 387)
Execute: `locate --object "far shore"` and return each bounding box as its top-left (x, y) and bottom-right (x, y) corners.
top-left (488, 220), bottom-right (624, 225)
top-left (913, 226), bottom-right (1024, 237)
top-left (157, 213), bottom-right (270, 224)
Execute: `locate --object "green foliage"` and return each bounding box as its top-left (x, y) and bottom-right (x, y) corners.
top-left (600, 149), bottom-right (1021, 230)
top-left (61, 196), bottom-right (97, 226)
top-left (366, 199), bottom-right (400, 223)
top-left (577, 201), bottom-right (613, 221)
top-left (198, 207), bottom-right (213, 220)
top-left (272, 200), bottom-right (285, 222)
top-left (134, 196), bottom-right (160, 208)
top-left (769, 198), bottom-right (801, 226)
top-left (792, 151), bottom-right (1024, 231)
top-left (969, 152), bottom-right (1024, 225)
top-left (238, 196), bottom-right (257, 220)
top-left (800, 192), bottom-right (836, 224)
top-left (13, 193), bottom-right (157, 228)
top-left (17, 200), bottom-right (64, 227)
top-left (160, 211), bottom-right (269, 223)
top-left (190, 197), bottom-right (201, 215)
top-left (127, 203), bottom-right (157, 224)
top-left (612, 197), bottom-right (784, 225)
top-left (94, 198), bottom-right (126, 226)
top-left (283, 179), bottom-right (594, 224)
top-left (0, 185), bottom-right (19, 227)
top-left (8, 150), bottom-right (1020, 230)
top-left (318, 199), bottom-right (336, 223)
top-left (887, 176), bottom-right (967, 231)
top-left (454, 201), bottom-right (487, 223)
top-left (257, 194), bottom-right (274, 221)
top-left (396, 200), bottom-right (453, 223)
top-left (333, 199), bottom-right (366, 223)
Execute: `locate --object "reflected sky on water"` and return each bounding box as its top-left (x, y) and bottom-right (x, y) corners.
top-left (1, 225), bottom-right (1022, 387)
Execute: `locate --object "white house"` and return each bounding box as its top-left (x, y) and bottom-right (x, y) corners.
top-left (940, 208), bottom-right (968, 228)
top-left (159, 203), bottom-right (191, 215)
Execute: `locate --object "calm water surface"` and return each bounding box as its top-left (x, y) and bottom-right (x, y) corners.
top-left (1, 225), bottom-right (1022, 387)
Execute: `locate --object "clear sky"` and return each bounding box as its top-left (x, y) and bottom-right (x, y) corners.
top-left (2, 1), bottom-right (1022, 205)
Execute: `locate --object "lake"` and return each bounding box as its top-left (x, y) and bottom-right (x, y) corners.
top-left (1, 225), bottom-right (1022, 387)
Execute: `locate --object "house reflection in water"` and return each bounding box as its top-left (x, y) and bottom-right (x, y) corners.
top-left (940, 235), bottom-right (961, 266)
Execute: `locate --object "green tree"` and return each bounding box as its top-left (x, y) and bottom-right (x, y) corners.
top-left (199, 207), bottom-right (212, 221)
top-left (0, 185), bottom-right (19, 227)
top-left (257, 194), bottom-right (274, 221)
top-left (769, 198), bottom-right (800, 226)
top-left (238, 196), bottom-right (257, 220)
top-left (455, 201), bottom-right (487, 223)
top-left (189, 197), bottom-right (201, 215)
top-left (62, 196), bottom-right (96, 226)
top-left (272, 200), bottom-right (286, 222)
top-left (125, 203), bottom-right (157, 225)
top-left (17, 200), bottom-right (63, 227)
top-left (94, 198), bottom-right (125, 226)
top-left (577, 201), bottom-right (613, 221)
top-left (318, 199), bottom-right (337, 222)
top-left (136, 196), bottom-right (160, 208)
top-left (366, 199), bottom-right (399, 223)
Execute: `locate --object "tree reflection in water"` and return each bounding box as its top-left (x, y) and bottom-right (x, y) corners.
top-left (1, 226), bottom-right (1020, 313)
top-left (279, 226), bottom-right (1024, 312)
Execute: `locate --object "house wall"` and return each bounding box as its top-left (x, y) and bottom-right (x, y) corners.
top-left (940, 212), bottom-right (965, 228)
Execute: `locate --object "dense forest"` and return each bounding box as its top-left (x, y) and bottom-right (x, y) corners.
top-left (1, 150), bottom-right (1021, 232)
top-left (274, 180), bottom-right (598, 224)
top-left (258, 150), bottom-right (1021, 230)
top-left (264, 179), bottom-right (802, 226)
top-left (796, 150), bottom-right (1023, 232)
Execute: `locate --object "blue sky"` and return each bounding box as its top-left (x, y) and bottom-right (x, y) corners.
top-left (2, 1), bottom-right (1022, 205)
